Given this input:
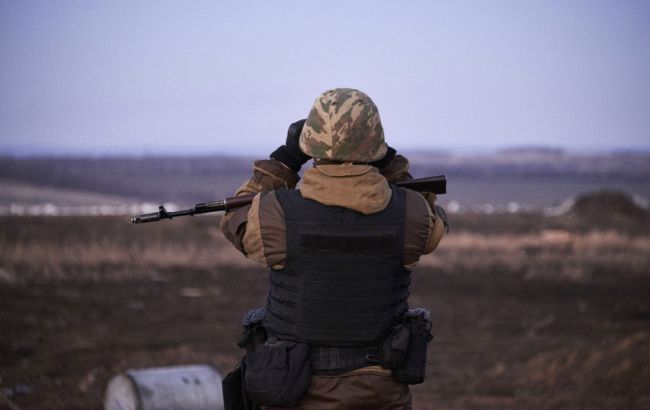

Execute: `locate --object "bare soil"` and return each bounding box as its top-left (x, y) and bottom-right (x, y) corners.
top-left (1, 215), bottom-right (649, 409)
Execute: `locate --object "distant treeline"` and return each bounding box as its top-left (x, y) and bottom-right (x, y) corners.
top-left (1, 150), bottom-right (649, 205)
top-left (0, 155), bottom-right (255, 203)
top-left (407, 149), bottom-right (650, 180)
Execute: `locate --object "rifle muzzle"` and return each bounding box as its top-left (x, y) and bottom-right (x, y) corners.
top-left (131, 212), bottom-right (162, 224)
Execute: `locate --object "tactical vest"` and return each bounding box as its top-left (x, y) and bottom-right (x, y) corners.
top-left (262, 185), bottom-right (411, 347)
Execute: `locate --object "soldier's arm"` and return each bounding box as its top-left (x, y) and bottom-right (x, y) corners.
top-left (376, 149), bottom-right (448, 230)
top-left (423, 193), bottom-right (448, 252)
top-left (220, 120), bottom-right (307, 265)
top-left (219, 159), bottom-right (298, 257)
top-left (380, 150), bottom-right (447, 269)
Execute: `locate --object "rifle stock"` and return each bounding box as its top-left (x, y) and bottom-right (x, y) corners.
top-left (131, 174), bottom-right (446, 224)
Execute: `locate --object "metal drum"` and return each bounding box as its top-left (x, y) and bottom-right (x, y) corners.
top-left (104, 365), bottom-right (223, 410)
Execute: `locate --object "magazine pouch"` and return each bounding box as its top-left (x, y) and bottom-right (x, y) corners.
top-left (244, 337), bottom-right (311, 406)
top-left (394, 308), bottom-right (434, 385)
top-left (381, 323), bottom-right (411, 369)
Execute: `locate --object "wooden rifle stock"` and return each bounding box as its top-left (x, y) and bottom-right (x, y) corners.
top-left (131, 174), bottom-right (446, 224)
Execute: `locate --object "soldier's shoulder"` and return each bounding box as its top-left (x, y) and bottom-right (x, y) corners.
top-left (400, 187), bottom-right (431, 219)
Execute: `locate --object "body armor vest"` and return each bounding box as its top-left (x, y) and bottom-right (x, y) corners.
top-left (262, 185), bottom-right (411, 347)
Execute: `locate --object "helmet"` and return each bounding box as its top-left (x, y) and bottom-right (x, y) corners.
top-left (299, 88), bottom-right (387, 163)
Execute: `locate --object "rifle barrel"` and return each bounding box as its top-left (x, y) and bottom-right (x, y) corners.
top-left (397, 175), bottom-right (446, 194)
top-left (131, 174), bottom-right (446, 224)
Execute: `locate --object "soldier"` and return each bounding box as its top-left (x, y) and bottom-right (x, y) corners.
top-left (220, 88), bottom-right (447, 410)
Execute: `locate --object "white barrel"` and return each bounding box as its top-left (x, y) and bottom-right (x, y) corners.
top-left (104, 365), bottom-right (223, 410)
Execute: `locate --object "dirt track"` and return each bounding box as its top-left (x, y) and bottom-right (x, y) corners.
top-left (1, 216), bottom-right (649, 409)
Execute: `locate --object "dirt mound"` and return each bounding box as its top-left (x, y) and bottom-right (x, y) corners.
top-left (568, 190), bottom-right (647, 222)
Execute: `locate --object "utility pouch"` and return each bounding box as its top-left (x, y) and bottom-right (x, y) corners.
top-left (381, 323), bottom-right (411, 369)
top-left (222, 361), bottom-right (259, 410)
top-left (244, 338), bottom-right (311, 406)
top-left (393, 308), bottom-right (434, 385)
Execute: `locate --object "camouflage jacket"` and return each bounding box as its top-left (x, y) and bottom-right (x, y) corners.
top-left (220, 154), bottom-right (446, 271)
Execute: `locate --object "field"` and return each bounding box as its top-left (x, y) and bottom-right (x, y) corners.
top-left (2, 151), bottom-right (650, 212)
top-left (1, 210), bottom-right (649, 409)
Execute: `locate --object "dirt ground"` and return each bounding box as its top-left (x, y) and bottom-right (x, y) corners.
top-left (1, 215), bottom-right (649, 409)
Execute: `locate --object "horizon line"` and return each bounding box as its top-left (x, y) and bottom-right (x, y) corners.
top-left (2, 144), bottom-right (650, 158)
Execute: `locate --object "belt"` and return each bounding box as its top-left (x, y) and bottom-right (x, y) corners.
top-left (310, 345), bottom-right (382, 375)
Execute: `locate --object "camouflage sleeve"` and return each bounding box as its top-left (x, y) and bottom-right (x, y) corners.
top-left (219, 159), bottom-right (299, 256)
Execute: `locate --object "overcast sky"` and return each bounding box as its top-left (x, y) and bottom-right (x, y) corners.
top-left (1, 1), bottom-right (649, 156)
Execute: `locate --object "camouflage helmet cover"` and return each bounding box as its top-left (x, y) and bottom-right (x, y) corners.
top-left (299, 88), bottom-right (387, 162)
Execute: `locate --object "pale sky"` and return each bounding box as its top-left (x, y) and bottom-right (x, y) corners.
top-left (1, 1), bottom-right (649, 155)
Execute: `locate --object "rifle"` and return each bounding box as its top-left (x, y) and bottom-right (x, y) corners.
top-left (131, 175), bottom-right (446, 224)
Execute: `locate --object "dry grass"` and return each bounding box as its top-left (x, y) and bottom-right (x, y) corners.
top-left (420, 229), bottom-right (650, 281)
top-left (0, 215), bottom-right (256, 282)
top-left (2, 216), bottom-right (648, 284)
top-left (1, 214), bottom-right (649, 409)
